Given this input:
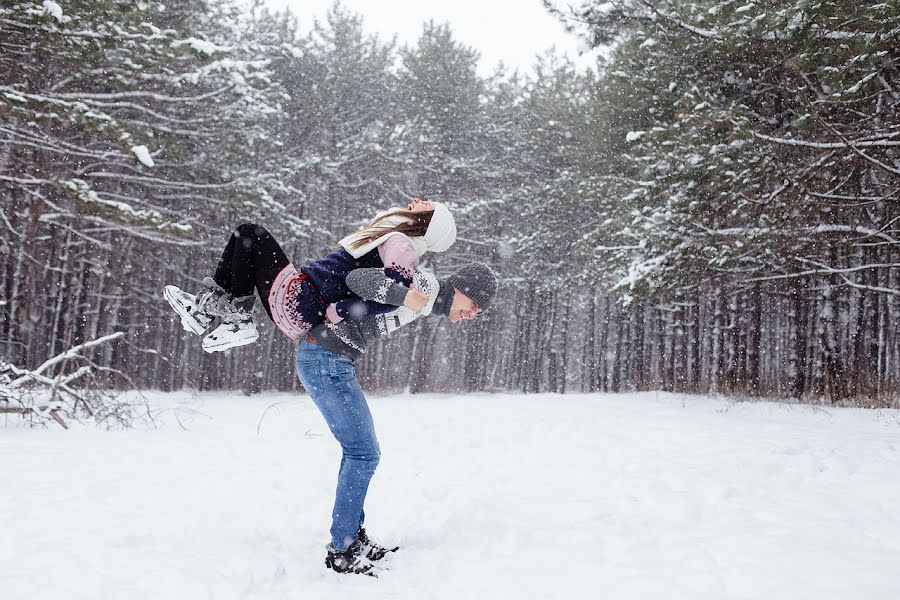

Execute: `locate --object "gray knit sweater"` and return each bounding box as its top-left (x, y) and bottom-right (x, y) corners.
top-left (307, 267), bottom-right (454, 360)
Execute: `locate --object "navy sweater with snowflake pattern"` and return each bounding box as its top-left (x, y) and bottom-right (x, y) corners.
top-left (308, 267), bottom-right (454, 360)
top-left (297, 236), bottom-right (417, 322)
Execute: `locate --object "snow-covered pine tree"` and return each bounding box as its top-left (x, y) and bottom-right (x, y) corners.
top-left (548, 0), bottom-right (899, 402)
top-left (0, 0), bottom-right (282, 379)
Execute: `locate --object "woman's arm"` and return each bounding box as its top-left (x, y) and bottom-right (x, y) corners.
top-left (377, 234), bottom-right (420, 281)
top-left (326, 235), bottom-right (423, 323)
top-left (326, 267), bottom-right (428, 322)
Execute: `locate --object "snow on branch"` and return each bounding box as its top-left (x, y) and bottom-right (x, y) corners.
top-left (0, 332), bottom-right (138, 428)
top-left (795, 258), bottom-right (900, 296)
top-left (54, 87), bottom-right (234, 104)
top-left (753, 131), bottom-right (900, 149)
top-left (747, 261), bottom-right (900, 296)
top-left (638, 1), bottom-right (721, 39)
top-left (40, 1), bottom-right (67, 23)
top-left (8, 332), bottom-right (124, 388)
top-left (171, 37), bottom-right (233, 55)
top-left (131, 145), bottom-right (155, 167)
top-left (800, 96), bottom-right (900, 178)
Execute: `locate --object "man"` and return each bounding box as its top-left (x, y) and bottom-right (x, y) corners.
top-left (296, 262), bottom-right (498, 577)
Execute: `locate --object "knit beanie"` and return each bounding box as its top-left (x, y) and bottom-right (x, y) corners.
top-left (445, 262), bottom-right (498, 310)
top-left (423, 203), bottom-right (456, 252)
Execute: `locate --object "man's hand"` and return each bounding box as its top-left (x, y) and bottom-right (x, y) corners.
top-left (403, 286), bottom-right (429, 312)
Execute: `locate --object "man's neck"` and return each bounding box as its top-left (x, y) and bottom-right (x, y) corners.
top-left (433, 281), bottom-right (454, 318)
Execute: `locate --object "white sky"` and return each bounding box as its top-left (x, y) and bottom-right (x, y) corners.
top-left (265, 0), bottom-right (597, 76)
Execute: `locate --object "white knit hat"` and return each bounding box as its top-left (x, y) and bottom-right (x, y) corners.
top-left (424, 202), bottom-right (456, 252)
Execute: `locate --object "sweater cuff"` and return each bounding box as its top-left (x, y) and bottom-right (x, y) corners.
top-left (326, 303), bottom-right (343, 323)
top-left (384, 282), bottom-right (411, 307)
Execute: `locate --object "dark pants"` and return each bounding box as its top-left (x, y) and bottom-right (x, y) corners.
top-left (213, 223), bottom-right (289, 320)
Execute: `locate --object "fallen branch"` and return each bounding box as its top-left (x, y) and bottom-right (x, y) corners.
top-left (0, 406), bottom-right (68, 429)
top-left (1, 331), bottom-right (136, 428)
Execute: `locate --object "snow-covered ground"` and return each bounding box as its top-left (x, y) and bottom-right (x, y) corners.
top-left (2, 391), bottom-right (899, 599)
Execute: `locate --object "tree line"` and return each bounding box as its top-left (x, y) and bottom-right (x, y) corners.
top-left (1, 0), bottom-right (897, 408)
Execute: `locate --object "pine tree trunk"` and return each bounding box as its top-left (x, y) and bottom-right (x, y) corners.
top-left (747, 283), bottom-right (762, 396)
top-left (690, 298), bottom-right (701, 391)
top-left (631, 301), bottom-right (644, 390)
top-left (598, 296), bottom-right (610, 392)
top-left (710, 294), bottom-right (724, 395)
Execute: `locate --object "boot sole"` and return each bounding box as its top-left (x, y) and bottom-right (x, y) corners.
top-left (201, 329), bottom-right (260, 353)
top-left (163, 285), bottom-right (207, 335)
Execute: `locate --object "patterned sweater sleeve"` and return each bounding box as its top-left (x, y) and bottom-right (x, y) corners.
top-left (327, 236), bottom-right (419, 322)
top-left (328, 268), bottom-right (411, 322)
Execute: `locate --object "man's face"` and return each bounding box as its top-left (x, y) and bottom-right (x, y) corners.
top-left (448, 289), bottom-right (482, 322)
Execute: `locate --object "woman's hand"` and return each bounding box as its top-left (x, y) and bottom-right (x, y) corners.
top-left (325, 303), bottom-right (342, 324)
top-left (403, 286), bottom-right (429, 312)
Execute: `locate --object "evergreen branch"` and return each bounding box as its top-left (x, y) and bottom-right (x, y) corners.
top-left (638, 1), bottom-right (720, 39)
top-left (753, 131), bottom-right (900, 149)
top-left (82, 172), bottom-right (241, 190)
top-left (801, 94), bottom-right (900, 178)
top-left (54, 87), bottom-right (233, 104)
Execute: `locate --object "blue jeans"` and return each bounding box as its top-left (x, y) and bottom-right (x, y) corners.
top-left (295, 341), bottom-right (381, 551)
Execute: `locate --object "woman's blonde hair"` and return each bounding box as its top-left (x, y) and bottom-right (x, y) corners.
top-left (347, 208), bottom-right (435, 251)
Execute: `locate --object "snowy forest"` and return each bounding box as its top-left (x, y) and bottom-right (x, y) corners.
top-left (1, 0), bottom-right (899, 415)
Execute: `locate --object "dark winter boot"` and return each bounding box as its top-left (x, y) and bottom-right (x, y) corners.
top-left (201, 295), bottom-right (259, 352)
top-left (163, 277), bottom-right (229, 335)
top-left (357, 527), bottom-right (398, 561)
top-left (324, 539), bottom-right (377, 577)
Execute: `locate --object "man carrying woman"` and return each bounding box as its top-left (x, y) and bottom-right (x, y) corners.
top-left (164, 198), bottom-right (455, 351)
top-left (163, 197), bottom-right (497, 577)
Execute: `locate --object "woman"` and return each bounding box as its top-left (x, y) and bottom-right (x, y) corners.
top-left (163, 198), bottom-right (456, 352)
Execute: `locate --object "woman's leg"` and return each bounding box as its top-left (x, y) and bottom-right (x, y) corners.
top-left (296, 342), bottom-right (380, 552)
top-left (213, 223), bottom-right (289, 319)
